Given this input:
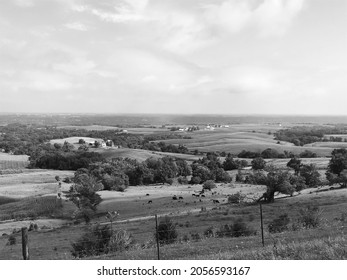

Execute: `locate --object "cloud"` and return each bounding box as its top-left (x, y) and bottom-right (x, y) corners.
top-left (14, 0), bottom-right (35, 8)
top-left (64, 22), bottom-right (88, 31)
top-left (203, 0), bottom-right (306, 36)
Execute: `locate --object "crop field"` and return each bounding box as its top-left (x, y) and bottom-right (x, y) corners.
top-left (0, 170), bottom-right (74, 198)
top-left (49, 136), bottom-right (104, 146)
top-left (96, 148), bottom-right (200, 162)
top-left (0, 153), bottom-right (29, 170)
top-left (57, 125), bottom-right (168, 134)
top-left (161, 129), bottom-right (334, 156)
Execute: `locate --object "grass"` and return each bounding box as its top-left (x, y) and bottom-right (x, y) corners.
top-left (0, 196), bottom-right (18, 206)
top-left (97, 148), bottom-right (200, 162)
top-left (0, 153), bottom-right (29, 170)
top-left (160, 130), bottom-right (334, 156)
top-left (0, 195), bottom-right (70, 221)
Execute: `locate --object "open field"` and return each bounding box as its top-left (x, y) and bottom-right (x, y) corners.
top-left (0, 170), bottom-right (73, 198)
top-left (304, 142), bottom-right (347, 148)
top-left (95, 148), bottom-right (200, 162)
top-left (0, 153), bottom-right (29, 170)
top-left (0, 179), bottom-right (346, 259)
top-left (57, 125), bottom-right (169, 134)
top-left (161, 129), bottom-right (335, 156)
top-left (49, 136), bottom-right (104, 146)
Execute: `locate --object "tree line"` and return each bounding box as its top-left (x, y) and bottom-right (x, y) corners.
top-left (274, 125), bottom-right (347, 146)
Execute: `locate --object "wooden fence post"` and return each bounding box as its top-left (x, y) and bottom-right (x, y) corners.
top-left (155, 214), bottom-right (160, 260)
top-left (259, 203), bottom-right (265, 247)
top-left (21, 227), bottom-right (29, 260)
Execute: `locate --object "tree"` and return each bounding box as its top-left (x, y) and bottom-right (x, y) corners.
top-left (251, 157), bottom-right (266, 170)
top-left (191, 164), bottom-right (213, 183)
top-left (202, 180), bottom-right (216, 191)
top-left (176, 159), bottom-right (192, 177)
top-left (287, 157), bottom-right (302, 175)
top-left (326, 148), bottom-right (347, 187)
top-left (259, 169), bottom-right (294, 203)
top-left (261, 148), bottom-right (279, 159)
top-left (66, 174), bottom-right (103, 223)
top-left (223, 154), bottom-right (239, 170)
top-left (299, 164), bottom-right (321, 188)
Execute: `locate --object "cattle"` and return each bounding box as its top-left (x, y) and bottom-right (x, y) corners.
top-left (178, 196), bottom-right (183, 200)
top-left (212, 199), bottom-right (220, 204)
top-left (201, 194), bottom-right (205, 198)
top-left (148, 200), bottom-right (152, 204)
top-left (146, 194), bottom-right (150, 196)
top-left (172, 196), bottom-right (178, 200)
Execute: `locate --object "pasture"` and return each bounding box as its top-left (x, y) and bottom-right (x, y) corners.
top-left (0, 179), bottom-right (346, 260)
top-left (96, 148), bottom-right (200, 162)
top-left (160, 128), bottom-right (334, 156)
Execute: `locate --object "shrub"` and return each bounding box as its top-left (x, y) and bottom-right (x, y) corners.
top-left (6, 235), bottom-right (16, 246)
top-left (227, 191), bottom-right (246, 204)
top-left (190, 232), bottom-right (201, 242)
top-left (203, 226), bottom-right (215, 238)
top-left (202, 180), bottom-right (216, 191)
top-left (71, 224), bottom-right (133, 258)
top-left (190, 176), bottom-right (201, 184)
top-left (156, 216), bottom-right (178, 245)
top-left (165, 178), bottom-right (174, 185)
top-left (297, 205), bottom-right (323, 229)
top-left (216, 218), bottom-right (256, 238)
top-left (268, 214), bottom-right (290, 233)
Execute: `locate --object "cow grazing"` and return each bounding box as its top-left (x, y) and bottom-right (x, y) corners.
top-left (213, 199), bottom-right (220, 204)
top-left (179, 196), bottom-right (183, 200)
top-left (172, 196), bottom-right (178, 200)
top-left (148, 200), bottom-right (152, 204)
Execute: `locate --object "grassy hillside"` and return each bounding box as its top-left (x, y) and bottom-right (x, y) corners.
top-left (160, 130), bottom-right (334, 156)
top-left (96, 148), bottom-right (200, 162)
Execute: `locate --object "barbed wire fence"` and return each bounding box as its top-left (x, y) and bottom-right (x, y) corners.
top-left (0, 203), bottom-right (345, 260)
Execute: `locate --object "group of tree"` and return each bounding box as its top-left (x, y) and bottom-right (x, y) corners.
top-left (190, 152), bottom-right (232, 184)
top-left (274, 125), bottom-right (347, 146)
top-left (0, 123), bottom-right (193, 156)
top-left (237, 148), bottom-right (317, 159)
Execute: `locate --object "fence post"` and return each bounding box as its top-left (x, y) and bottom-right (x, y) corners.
top-left (259, 203), bottom-right (265, 247)
top-left (155, 214), bottom-right (160, 260)
top-left (21, 227), bottom-right (29, 260)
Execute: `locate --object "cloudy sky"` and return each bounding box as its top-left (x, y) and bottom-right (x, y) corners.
top-left (0, 0), bottom-right (346, 114)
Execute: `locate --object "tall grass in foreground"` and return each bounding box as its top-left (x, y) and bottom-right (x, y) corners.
top-left (0, 196), bottom-right (64, 221)
top-left (193, 234), bottom-right (347, 260)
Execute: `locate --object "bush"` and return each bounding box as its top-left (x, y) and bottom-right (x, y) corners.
top-left (71, 224), bottom-right (132, 258)
top-left (268, 214), bottom-right (290, 233)
top-left (202, 180), bottom-right (216, 191)
top-left (297, 205), bottom-right (323, 229)
top-left (216, 218), bottom-right (256, 238)
top-left (156, 216), bottom-right (178, 245)
top-left (203, 226), bottom-right (215, 238)
top-left (227, 191), bottom-right (246, 204)
top-left (190, 176), bottom-right (201, 184)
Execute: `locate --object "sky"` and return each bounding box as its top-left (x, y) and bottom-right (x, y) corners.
top-left (0, 0), bottom-right (346, 115)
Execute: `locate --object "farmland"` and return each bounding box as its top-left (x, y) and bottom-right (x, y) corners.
top-left (160, 128), bottom-right (334, 156)
top-left (1, 115), bottom-right (347, 260)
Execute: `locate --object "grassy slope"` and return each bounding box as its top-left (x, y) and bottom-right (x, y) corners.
top-left (160, 130), bottom-right (334, 156)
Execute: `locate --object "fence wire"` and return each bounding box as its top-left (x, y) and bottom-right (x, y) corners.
top-left (1, 205), bottom-right (346, 260)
